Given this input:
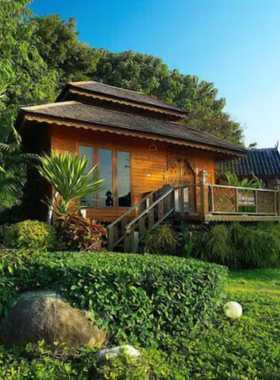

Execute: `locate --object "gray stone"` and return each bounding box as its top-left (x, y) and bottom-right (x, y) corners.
top-left (95, 345), bottom-right (141, 363)
top-left (1, 291), bottom-right (106, 348)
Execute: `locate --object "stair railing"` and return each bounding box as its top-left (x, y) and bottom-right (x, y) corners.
top-left (124, 187), bottom-right (175, 253)
top-left (107, 190), bottom-right (157, 251)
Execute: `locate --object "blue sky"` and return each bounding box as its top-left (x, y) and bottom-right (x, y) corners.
top-left (31, 0), bottom-right (280, 148)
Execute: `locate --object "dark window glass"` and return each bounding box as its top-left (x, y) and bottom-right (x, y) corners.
top-left (99, 149), bottom-right (113, 207)
top-left (79, 146), bottom-right (94, 207)
top-left (117, 151), bottom-right (131, 207)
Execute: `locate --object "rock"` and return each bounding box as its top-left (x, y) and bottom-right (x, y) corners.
top-left (1, 291), bottom-right (106, 348)
top-left (95, 345), bottom-right (141, 363)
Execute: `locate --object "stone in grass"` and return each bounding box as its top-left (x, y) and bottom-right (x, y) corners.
top-left (1, 291), bottom-right (106, 348)
top-left (95, 345), bottom-right (141, 363)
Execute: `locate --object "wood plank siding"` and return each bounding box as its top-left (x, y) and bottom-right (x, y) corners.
top-left (51, 124), bottom-right (216, 221)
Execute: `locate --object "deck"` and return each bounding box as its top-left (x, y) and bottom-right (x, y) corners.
top-left (174, 184), bottom-right (280, 222)
top-left (107, 183), bottom-right (280, 252)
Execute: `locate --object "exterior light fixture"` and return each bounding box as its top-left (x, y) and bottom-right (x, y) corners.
top-left (224, 301), bottom-right (243, 319)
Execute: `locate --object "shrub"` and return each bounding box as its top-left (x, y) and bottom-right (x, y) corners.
top-left (142, 224), bottom-right (179, 255)
top-left (192, 223), bottom-right (280, 269)
top-left (55, 213), bottom-right (107, 251)
top-left (3, 220), bottom-right (57, 251)
top-left (0, 251), bottom-right (228, 347)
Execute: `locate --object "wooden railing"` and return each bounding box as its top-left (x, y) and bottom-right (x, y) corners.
top-left (107, 183), bottom-right (280, 253)
top-left (107, 190), bottom-right (156, 251)
top-left (124, 187), bottom-right (175, 253)
top-left (208, 184), bottom-right (279, 215)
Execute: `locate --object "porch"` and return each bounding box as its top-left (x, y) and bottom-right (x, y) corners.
top-left (107, 182), bottom-right (280, 252)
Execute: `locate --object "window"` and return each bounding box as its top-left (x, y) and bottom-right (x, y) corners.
top-left (79, 146), bottom-right (94, 207)
top-left (117, 151), bottom-right (131, 207)
top-left (98, 149), bottom-right (113, 208)
top-left (79, 145), bottom-right (131, 208)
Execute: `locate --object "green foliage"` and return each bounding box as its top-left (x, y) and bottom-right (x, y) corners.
top-left (55, 213), bottom-right (107, 251)
top-left (192, 223), bottom-right (280, 269)
top-left (3, 221), bottom-right (57, 251)
top-left (38, 151), bottom-right (104, 215)
top-left (33, 15), bottom-right (101, 88)
top-left (142, 224), bottom-right (179, 255)
top-left (93, 50), bottom-right (243, 144)
top-left (2, 261), bottom-right (280, 378)
top-left (0, 251), bottom-right (227, 347)
top-left (0, 341), bottom-right (173, 380)
top-left (0, 127), bottom-right (38, 212)
top-left (224, 170), bottom-right (266, 188)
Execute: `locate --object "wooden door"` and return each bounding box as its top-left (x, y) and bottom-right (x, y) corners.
top-left (168, 157), bottom-right (196, 212)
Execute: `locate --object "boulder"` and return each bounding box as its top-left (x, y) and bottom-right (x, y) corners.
top-left (1, 291), bottom-right (106, 348)
top-left (95, 345), bottom-right (141, 363)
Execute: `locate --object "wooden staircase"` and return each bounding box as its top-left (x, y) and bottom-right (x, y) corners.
top-left (107, 186), bottom-right (176, 253)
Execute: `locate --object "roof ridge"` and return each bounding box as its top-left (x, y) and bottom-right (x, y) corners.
top-left (21, 101), bottom-right (78, 111)
top-left (68, 81), bottom-right (186, 112)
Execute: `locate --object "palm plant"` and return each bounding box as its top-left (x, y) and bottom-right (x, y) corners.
top-left (38, 151), bottom-right (104, 220)
top-left (0, 127), bottom-right (37, 212)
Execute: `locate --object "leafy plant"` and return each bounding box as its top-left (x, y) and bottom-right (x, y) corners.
top-left (0, 250), bottom-right (227, 347)
top-left (142, 224), bottom-right (179, 255)
top-left (192, 223), bottom-right (280, 269)
top-left (55, 213), bottom-right (107, 251)
top-left (38, 151), bottom-right (104, 217)
top-left (3, 220), bottom-right (57, 251)
top-left (225, 170), bottom-right (266, 188)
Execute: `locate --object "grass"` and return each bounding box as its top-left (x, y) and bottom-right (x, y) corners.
top-left (229, 267), bottom-right (280, 294)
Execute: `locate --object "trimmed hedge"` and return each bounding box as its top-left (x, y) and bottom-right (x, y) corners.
top-left (0, 250), bottom-right (228, 347)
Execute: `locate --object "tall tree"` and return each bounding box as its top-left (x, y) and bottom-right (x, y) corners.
top-left (0, 0), bottom-right (58, 135)
top-left (33, 15), bottom-right (101, 90)
top-left (93, 51), bottom-right (243, 145)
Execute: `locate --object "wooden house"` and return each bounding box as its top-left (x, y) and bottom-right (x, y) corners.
top-left (216, 148), bottom-right (280, 189)
top-left (15, 82), bottom-right (280, 252)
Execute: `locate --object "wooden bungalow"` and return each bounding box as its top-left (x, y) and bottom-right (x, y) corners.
top-left (15, 81), bottom-right (280, 252)
top-left (216, 148), bottom-right (280, 189)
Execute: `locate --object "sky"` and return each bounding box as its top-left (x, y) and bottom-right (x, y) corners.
top-left (31, 0), bottom-right (280, 148)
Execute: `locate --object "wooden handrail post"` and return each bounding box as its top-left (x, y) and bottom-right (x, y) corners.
top-left (199, 170), bottom-right (209, 218)
top-left (124, 230), bottom-right (131, 253)
top-left (107, 226), bottom-right (114, 251)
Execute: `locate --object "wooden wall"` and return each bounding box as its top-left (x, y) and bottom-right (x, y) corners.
top-left (51, 124), bottom-right (216, 221)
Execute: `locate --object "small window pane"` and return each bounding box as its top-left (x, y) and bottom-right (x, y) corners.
top-left (79, 146), bottom-right (94, 207)
top-left (117, 151), bottom-right (131, 207)
top-left (98, 149), bottom-right (113, 207)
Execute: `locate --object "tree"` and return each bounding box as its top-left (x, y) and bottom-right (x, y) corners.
top-left (93, 51), bottom-right (244, 145)
top-left (0, 0), bottom-right (58, 136)
top-left (33, 15), bottom-right (101, 90)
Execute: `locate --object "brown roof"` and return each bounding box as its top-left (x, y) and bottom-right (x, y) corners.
top-left (57, 81), bottom-right (186, 114)
top-left (20, 101), bottom-right (246, 155)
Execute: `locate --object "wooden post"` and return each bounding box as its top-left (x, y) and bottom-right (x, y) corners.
top-left (199, 170), bottom-right (209, 219)
top-left (131, 231), bottom-right (139, 253)
top-left (107, 226), bottom-right (114, 251)
top-left (124, 230), bottom-right (131, 253)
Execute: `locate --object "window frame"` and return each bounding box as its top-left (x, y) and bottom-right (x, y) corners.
top-left (76, 142), bottom-right (132, 209)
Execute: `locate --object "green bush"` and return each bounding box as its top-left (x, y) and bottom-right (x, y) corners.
top-left (192, 223), bottom-right (280, 269)
top-left (141, 224), bottom-right (179, 255)
top-left (0, 250), bottom-right (227, 347)
top-left (3, 220), bottom-right (57, 251)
